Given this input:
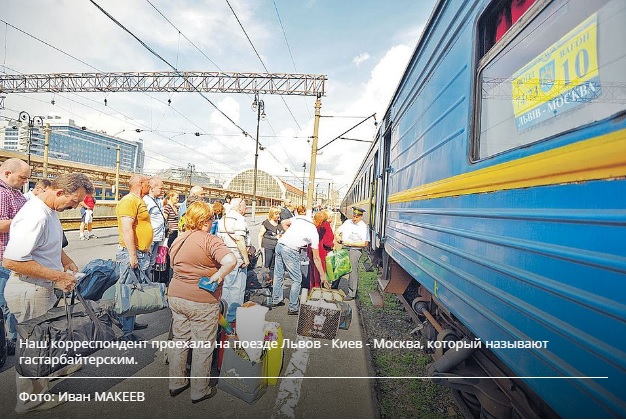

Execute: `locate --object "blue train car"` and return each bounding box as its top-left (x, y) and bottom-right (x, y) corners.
top-left (342, 0), bottom-right (626, 417)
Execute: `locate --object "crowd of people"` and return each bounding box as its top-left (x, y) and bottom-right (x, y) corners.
top-left (0, 157), bottom-right (370, 412)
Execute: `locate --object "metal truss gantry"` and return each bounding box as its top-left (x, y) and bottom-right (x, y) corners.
top-left (0, 71), bottom-right (326, 96)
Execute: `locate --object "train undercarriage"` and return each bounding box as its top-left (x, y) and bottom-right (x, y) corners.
top-left (374, 252), bottom-right (558, 419)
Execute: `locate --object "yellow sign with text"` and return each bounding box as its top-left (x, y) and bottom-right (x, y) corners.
top-left (512, 14), bottom-right (599, 129)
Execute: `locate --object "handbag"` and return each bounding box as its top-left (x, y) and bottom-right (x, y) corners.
top-left (114, 268), bottom-right (168, 317)
top-left (296, 299), bottom-right (340, 339)
top-left (325, 249), bottom-right (352, 281)
top-left (15, 290), bottom-right (117, 377)
top-left (154, 245), bottom-right (169, 271)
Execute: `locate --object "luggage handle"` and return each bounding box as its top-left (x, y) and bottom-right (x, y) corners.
top-left (63, 288), bottom-right (107, 340)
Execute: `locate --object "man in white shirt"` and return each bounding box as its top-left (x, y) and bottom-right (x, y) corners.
top-left (272, 212), bottom-right (328, 315)
top-left (143, 177), bottom-right (165, 281)
top-left (217, 197), bottom-right (249, 320)
top-left (3, 173), bottom-right (93, 413)
top-left (336, 206), bottom-right (370, 300)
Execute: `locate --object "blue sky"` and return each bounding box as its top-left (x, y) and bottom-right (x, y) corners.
top-left (1, 0), bottom-right (436, 193)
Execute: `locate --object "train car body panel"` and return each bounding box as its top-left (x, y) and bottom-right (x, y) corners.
top-left (342, 0), bottom-right (626, 417)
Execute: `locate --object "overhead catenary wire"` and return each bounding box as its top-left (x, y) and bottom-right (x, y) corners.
top-left (0, 24), bottom-right (241, 173)
top-left (225, 0), bottom-right (303, 132)
top-left (3, 8), bottom-right (308, 181)
top-left (272, 0), bottom-right (311, 120)
top-left (89, 0), bottom-right (252, 142)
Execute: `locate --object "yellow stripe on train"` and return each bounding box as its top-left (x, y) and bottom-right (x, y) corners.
top-left (388, 128), bottom-right (626, 204)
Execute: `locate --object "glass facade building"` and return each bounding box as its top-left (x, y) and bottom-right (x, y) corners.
top-left (0, 118), bottom-right (144, 172)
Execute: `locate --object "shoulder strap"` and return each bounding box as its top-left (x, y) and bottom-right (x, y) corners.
top-left (147, 195), bottom-right (167, 225)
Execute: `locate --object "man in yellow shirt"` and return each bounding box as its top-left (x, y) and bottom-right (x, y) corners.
top-left (115, 174), bottom-right (153, 341)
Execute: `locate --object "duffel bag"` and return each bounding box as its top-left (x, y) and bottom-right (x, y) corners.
top-left (15, 290), bottom-right (117, 377)
top-left (114, 282), bottom-right (168, 317)
top-left (114, 267), bottom-right (168, 317)
top-left (76, 258), bottom-right (119, 301)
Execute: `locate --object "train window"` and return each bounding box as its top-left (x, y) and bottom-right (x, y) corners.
top-left (475, 0), bottom-right (626, 159)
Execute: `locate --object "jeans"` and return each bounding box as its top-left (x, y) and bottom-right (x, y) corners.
top-left (0, 266), bottom-right (17, 340)
top-left (221, 266), bottom-right (247, 323)
top-left (115, 247), bottom-right (151, 335)
top-left (272, 243), bottom-right (303, 312)
top-left (148, 241), bottom-right (159, 281)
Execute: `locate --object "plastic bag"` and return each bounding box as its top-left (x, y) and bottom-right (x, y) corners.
top-left (325, 249), bottom-right (352, 281)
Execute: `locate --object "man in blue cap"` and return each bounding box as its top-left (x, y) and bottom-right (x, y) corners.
top-left (336, 206), bottom-right (369, 300)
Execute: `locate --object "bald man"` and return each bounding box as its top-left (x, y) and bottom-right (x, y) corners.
top-left (115, 174), bottom-right (153, 341)
top-left (0, 158), bottom-right (30, 356)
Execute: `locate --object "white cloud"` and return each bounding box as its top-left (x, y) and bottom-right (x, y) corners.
top-left (352, 53), bottom-right (371, 67)
top-left (304, 44), bottom-right (414, 189)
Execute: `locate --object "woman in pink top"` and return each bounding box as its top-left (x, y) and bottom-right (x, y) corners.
top-left (167, 201), bottom-right (237, 403)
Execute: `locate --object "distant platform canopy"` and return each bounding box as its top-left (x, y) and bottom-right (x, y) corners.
top-left (224, 169), bottom-right (304, 206)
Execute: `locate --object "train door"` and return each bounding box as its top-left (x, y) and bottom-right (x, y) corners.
top-left (369, 153), bottom-right (378, 249)
top-left (375, 126), bottom-right (392, 247)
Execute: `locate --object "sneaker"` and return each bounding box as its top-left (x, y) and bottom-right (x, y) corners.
top-left (287, 309), bottom-right (299, 315)
top-left (271, 301), bottom-right (285, 308)
top-left (89, 234), bottom-right (98, 239)
top-left (79, 235), bottom-right (87, 241)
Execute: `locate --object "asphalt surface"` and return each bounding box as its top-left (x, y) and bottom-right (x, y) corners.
top-left (0, 220), bottom-right (379, 419)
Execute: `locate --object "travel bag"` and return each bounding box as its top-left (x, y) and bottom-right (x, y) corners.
top-left (308, 287), bottom-right (352, 330)
top-left (114, 282), bottom-right (168, 317)
top-left (15, 290), bottom-right (117, 377)
top-left (114, 267), bottom-right (168, 317)
top-left (296, 298), bottom-right (340, 339)
top-left (246, 266), bottom-right (272, 290)
top-left (76, 259), bottom-right (119, 301)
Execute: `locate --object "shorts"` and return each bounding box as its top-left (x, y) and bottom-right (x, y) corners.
top-left (81, 209), bottom-right (93, 223)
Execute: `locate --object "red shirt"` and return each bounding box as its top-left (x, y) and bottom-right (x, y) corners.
top-left (0, 179), bottom-right (27, 260)
top-left (83, 194), bottom-right (95, 210)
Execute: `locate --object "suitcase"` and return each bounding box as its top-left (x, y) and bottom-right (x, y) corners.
top-left (15, 290), bottom-right (117, 377)
top-left (296, 299), bottom-right (340, 340)
top-left (308, 288), bottom-right (352, 330)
